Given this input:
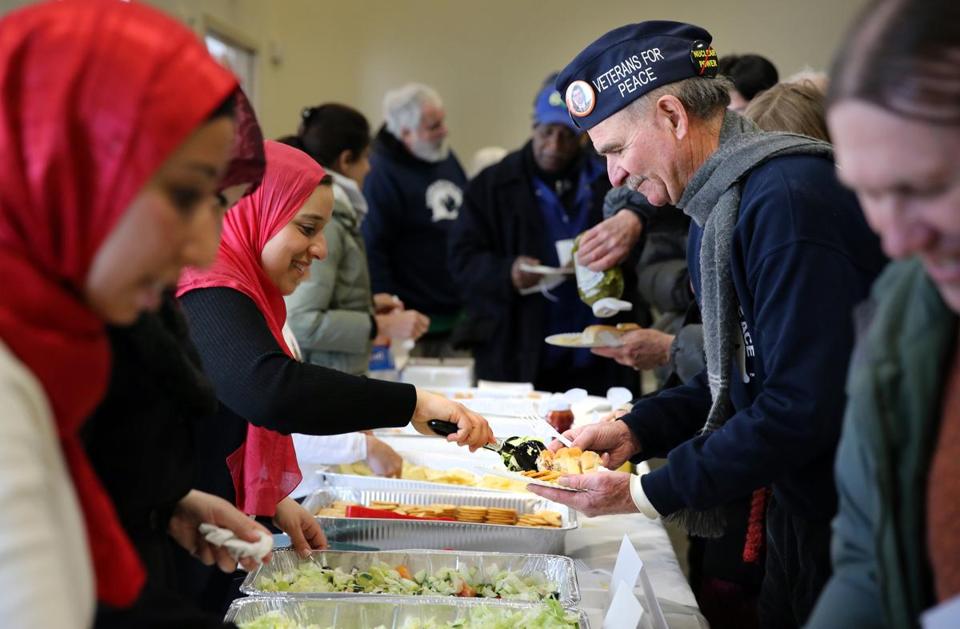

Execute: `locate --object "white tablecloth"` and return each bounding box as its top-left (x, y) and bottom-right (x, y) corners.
top-left (566, 513), bottom-right (706, 628)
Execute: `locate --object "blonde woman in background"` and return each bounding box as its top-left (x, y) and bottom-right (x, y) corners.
top-left (744, 81), bottom-right (831, 142)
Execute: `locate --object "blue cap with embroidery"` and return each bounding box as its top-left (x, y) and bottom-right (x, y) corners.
top-left (555, 21), bottom-right (719, 130)
top-left (533, 81), bottom-right (580, 131)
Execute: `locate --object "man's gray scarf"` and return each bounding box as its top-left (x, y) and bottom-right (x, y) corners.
top-left (669, 111), bottom-right (834, 537)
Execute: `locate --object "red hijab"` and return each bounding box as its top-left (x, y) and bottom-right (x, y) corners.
top-left (178, 141), bottom-right (325, 516)
top-left (220, 89), bottom-right (266, 196)
top-left (0, 0), bottom-right (236, 607)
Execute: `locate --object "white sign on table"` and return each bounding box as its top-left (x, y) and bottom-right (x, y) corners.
top-left (610, 534), bottom-right (668, 629)
top-left (603, 581), bottom-right (645, 629)
top-left (610, 534), bottom-right (643, 605)
top-left (637, 560), bottom-right (668, 629)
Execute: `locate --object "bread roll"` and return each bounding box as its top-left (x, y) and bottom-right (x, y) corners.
top-left (581, 322), bottom-right (640, 344)
top-left (536, 447), bottom-right (603, 474)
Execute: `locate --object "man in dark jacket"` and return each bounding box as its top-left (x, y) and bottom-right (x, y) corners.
top-left (449, 77), bottom-right (637, 395)
top-left (362, 83), bottom-right (467, 356)
top-left (528, 22), bottom-right (886, 629)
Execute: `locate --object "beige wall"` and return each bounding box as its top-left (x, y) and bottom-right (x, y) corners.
top-left (2, 0), bottom-right (867, 163)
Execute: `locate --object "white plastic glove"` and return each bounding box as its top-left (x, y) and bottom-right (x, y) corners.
top-left (198, 523), bottom-right (273, 563)
top-left (592, 297), bottom-right (634, 318)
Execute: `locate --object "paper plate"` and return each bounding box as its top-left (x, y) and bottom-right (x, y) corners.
top-left (478, 465), bottom-right (586, 493)
top-left (518, 263), bottom-right (574, 275)
top-left (544, 332), bottom-right (623, 349)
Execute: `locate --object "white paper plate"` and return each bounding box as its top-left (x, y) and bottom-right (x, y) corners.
top-left (544, 332), bottom-right (623, 349)
top-left (477, 465), bottom-right (587, 493)
top-left (518, 263), bottom-right (574, 275)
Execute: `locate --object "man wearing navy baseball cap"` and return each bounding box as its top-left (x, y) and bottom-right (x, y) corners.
top-left (449, 75), bottom-right (638, 394)
top-left (527, 21), bottom-right (887, 627)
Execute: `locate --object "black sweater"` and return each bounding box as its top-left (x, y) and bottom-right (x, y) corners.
top-left (179, 287), bottom-right (417, 506)
top-left (83, 294), bottom-right (233, 628)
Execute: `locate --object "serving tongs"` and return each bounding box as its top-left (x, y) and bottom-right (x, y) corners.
top-left (426, 420), bottom-right (545, 472)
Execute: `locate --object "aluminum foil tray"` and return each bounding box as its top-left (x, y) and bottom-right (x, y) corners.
top-left (302, 486), bottom-right (576, 555)
top-left (240, 548), bottom-right (580, 607)
top-left (225, 595), bottom-right (590, 628)
top-left (315, 471), bottom-right (524, 495)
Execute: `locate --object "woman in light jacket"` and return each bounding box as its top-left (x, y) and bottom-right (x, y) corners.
top-left (283, 104), bottom-right (430, 376)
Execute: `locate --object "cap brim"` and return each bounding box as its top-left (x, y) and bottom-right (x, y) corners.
top-left (534, 111), bottom-right (582, 132)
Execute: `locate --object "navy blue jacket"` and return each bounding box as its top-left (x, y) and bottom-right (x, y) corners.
top-left (362, 126), bottom-right (467, 316)
top-left (623, 155), bottom-right (887, 521)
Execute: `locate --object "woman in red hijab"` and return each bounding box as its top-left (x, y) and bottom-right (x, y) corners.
top-left (176, 141), bottom-right (493, 612)
top-left (0, 1), bottom-right (258, 626)
top-left (83, 90), bottom-right (271, 629)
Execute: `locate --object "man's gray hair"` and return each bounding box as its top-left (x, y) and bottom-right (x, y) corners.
top-left (631, 76), bottom-right (734, 120)
top-left (383, 83), bottom-right (443, 137)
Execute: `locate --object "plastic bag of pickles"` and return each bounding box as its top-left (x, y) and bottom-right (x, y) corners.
top-left (572, 234), bottom-right (631, 318)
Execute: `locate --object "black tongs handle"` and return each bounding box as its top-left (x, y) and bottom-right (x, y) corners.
top-left (426, 420), bottom-right (502, 453)
top-left (426, 419), bottom-right (458, 436)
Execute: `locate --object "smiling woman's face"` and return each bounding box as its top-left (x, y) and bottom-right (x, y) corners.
top-left (260, 184), bottom-right (334, 295)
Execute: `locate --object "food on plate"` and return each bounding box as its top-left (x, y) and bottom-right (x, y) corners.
top-left (239, 598), bottom-right (579, 628)
top-left (580, 322), bottom-right (639, 345)
top-left (499, 436), bottom-right (547, 472)
top-left (518, 447), bottom-right (602, 487)
top-left (313, 500), bottom-right (562, 529)
top-left (535, 447), bottom-right (601, 474)
top-left (520, 470), bottom-right (563, 483)
top-left (257, 559), bottom-right (559, 601)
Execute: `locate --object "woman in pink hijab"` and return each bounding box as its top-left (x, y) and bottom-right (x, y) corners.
top-left (176, 141), bottom-right (493, 612)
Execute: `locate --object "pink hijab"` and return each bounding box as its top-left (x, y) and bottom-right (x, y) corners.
top-left (178, 141), bottom-right (325, 515)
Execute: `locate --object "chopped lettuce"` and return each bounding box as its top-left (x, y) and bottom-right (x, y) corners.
top-left (453, 599), bottom-right (579, 628)
top-left (238, 599), bottom-right (578, 629)
top-left (257, 561), bottom-right (558, 601)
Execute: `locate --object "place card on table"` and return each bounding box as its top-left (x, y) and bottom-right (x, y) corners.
top-left (603, 581), bottom-right (645, 629)
top-left (609, 534), bottom-right (668, 629)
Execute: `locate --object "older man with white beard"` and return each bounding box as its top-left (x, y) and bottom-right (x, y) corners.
top-left (362, 83), bottom-right (467, 357)
top-left (526, 21), bottom-right (887, 628)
